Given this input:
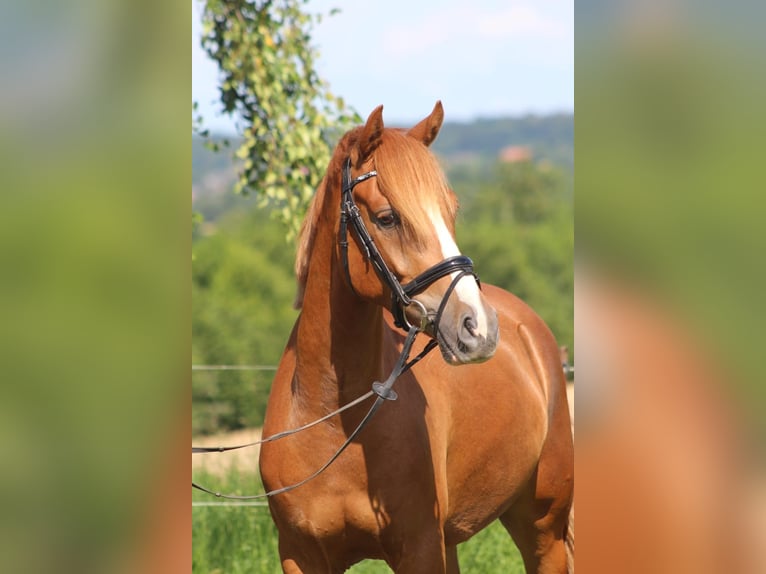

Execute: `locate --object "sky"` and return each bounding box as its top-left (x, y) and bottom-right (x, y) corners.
top-left (192, 0), bottom-right (573, 134)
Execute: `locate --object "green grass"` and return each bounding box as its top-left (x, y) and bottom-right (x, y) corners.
top-left (192, 469), bottom-right (524, 573)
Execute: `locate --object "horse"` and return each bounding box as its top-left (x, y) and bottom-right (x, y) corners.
top-left (259, 102), bottom-right (574, 573)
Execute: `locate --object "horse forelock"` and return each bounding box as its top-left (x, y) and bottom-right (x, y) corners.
top-left (293, 176), bottom-right (322, 309)
top-left (374, 129), bottom-right (457, 249)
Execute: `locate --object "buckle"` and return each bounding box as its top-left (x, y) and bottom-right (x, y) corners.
top-left (396, 298), bottom-right (429, 332)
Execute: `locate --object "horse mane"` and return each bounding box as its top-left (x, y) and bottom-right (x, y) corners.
top-left (293, 126), bottom-right (457, 309)
top-left (293, 132), bottom-right (355, 309)
top-left (293, 177), bottom-right (323, 309)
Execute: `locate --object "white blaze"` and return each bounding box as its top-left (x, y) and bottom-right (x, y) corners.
top-left (429, 209), bottom-right (489, 337)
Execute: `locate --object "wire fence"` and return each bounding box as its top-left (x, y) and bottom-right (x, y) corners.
top-left (193, 501), bottom-right (269, 507)
top-left (193, 365), bottom-right (272, 507)
top-left (192, 365), bottom-right (278, 371)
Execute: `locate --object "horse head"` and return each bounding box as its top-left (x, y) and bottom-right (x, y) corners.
top-left (337, 102), bottom-right (499, 365)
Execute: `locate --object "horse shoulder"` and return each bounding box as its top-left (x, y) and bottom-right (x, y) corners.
top-left (260, 320), bottom-right (303, 498)
top-left (482, 283), bottom-right (567, 408)
top-left (262, 320), bottom-right (300, 433)
top-left (483, 283), bottom-right (574, 505)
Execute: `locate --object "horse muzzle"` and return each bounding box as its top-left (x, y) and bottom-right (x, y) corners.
top-left (437, 302), bottom-right (499, 365)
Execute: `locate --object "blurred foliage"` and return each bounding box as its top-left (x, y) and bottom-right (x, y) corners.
top-left (433, 113), bottom-right (574, 171)
top-left (0, 0), bottom-right (189, 570)
top-left (192, 207), bottom-right (297, 433)
top-left (453, 160), bottom-right (574, 357)
top-left (193, 140), bottom-right (573, 434)
top-left (198, 0), bottom-right (359, 239)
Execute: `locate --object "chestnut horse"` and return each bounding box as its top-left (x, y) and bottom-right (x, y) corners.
top-left (259, 102), bottom-right (573, 573)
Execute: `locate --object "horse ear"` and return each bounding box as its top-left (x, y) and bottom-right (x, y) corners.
top-left (407, 101), bottom-right (444, 147)
top-left (355, 105), bottom-right (384, 167)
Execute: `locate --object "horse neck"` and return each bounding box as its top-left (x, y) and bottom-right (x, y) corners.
top-left (295, 222), bottom-right (384, 413)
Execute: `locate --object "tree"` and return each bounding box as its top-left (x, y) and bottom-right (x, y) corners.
top-left (198, 0), bottom-right (358, 239)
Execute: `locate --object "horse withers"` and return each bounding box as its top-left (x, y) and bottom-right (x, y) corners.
top-left (259, 102), bottom-right (574, 573)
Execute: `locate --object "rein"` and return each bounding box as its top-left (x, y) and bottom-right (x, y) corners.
top-left (192, 326), bottom-right (437, 500)
top-left (193, 156), bottom-right (479, 499)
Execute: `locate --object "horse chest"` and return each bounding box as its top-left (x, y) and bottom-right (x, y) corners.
top-left (273, 487), bottom-right (389, 554)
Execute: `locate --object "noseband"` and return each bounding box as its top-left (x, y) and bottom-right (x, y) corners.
top-left (339, 157), bottom-right (478, 331)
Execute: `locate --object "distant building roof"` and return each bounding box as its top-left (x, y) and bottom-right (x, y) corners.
top-left (499, 145), bottom-right (532, 163)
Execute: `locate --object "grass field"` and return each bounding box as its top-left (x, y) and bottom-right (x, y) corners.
top-left (192, 468), bottom-right (525, 573)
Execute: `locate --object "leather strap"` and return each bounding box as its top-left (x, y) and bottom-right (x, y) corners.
top-left (402, 255), bottom-right (476, 298)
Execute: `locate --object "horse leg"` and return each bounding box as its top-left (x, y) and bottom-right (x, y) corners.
top-left (499, 469), bottom-right (573, 574)
top-left (278, 551), bottom-right (342, 574)
top-left (277, 533), bottom-right (340, 574)
top-left (279, 558), bottom-right (305, 574)
top-left (500, 505), bottom-right (567, 574)
top-left (500, 419), bottom-right (573, 573)
top-left (277, 537), bottom-right (309, 574)
top-left (446, 544), bottom-right (460, 574)
top-left (502, 373), bottom-right (574, 574)
top-left (385, 530), bottom-right (453, 574)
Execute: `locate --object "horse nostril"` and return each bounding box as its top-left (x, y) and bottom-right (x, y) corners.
top-left (463, 315), bottom-right (478, 338)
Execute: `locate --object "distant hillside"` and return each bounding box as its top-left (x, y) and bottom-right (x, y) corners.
top-left (192, 137), bottom-right (239, 186)
top-left (432, 113), bottom-right (573, 170)
top-left (193, 112), bottom-right (573, 202)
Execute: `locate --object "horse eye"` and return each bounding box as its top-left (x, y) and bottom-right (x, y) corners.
top-left (374, 209), bottom-right (400, 230)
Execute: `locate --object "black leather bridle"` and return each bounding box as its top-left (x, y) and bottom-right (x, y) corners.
top-left (339, 157), bottom-right (478, 331)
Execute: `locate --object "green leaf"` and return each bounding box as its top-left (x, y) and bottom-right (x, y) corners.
top-left (199, 0), bottom-right (358, 241)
